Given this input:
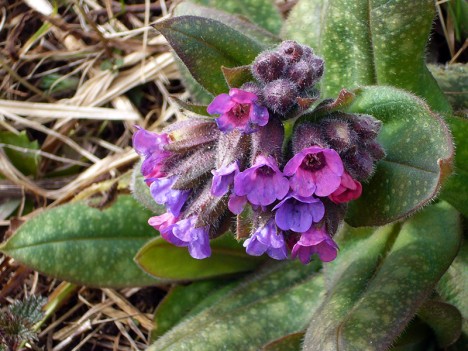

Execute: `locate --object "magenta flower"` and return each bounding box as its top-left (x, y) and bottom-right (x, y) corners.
top-left (148, 213), bottom-right (185, 246)
top-left (162, 216), bottom-right (211, 259)
top-left (284, 146), bottom-right (344, 197)
top-left (149, 176), bottom-right (190, 217)
top-left (291, 226), bottom-right (338, 264)
top-left (207, 88), bottom-right (269, 133)
top-left (329, 172), bottom-right (362, 204)
top-left (273, 193), bottom-right (325, 233)
top-left (211, 161), bottom-right (239, 197)
top-left (243, 219), bottom-right (288, 260)
top-left (133, 127), bottom-right (171, 180)
top-left (234, 155), bottom-right (289, 207)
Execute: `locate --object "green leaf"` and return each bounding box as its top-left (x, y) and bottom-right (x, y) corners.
top-left (439, 115), bottom-right (468, 217)
top-left (261, 333), bottom-right (305, 351)
top-left (222, 65), bottom-right (254, 88)
top-left (390, 318), bottom-right (434, 351)
top-left (135, 234), bottom-right (263, 280)
top-left (0, 199), bottom-right (21, 221)
top-left (174, 3), bottom-right (280, 46)
top-left (281, 0), bottom-right (327, 48)
top-left (284, 0), bottom-right (451, 115)
top-left (185, 0), bottom-right (283, 34)
top-left (437, 241), bottom-right (468, 317)
top-left (148, 261), bottom-right (325, 350)
top-left (170, 96), bottom-right (210, 116)
top-left (417, 300), bottom-right (462, 348)
top-left (345, 86), bottom-right (454, 226)
top-left (0, 131), bottom-right (40, 176)
top-left (155, 16), bottom-right (266, 95)
top-left (0, 195), bottom-right (163, 288)
top-left (151, 279), bottom-right (228, 341)
top-left (428, 63), bottom-right (468, 111)
top-left (304, 202), bottom-right (462, 351)
top-left (130, 162), bottom-right (166, 214)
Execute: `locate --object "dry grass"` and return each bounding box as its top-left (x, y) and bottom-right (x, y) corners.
top-left (0, 0), bottom-right (463, 350)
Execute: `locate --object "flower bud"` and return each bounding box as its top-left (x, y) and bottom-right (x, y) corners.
top-left (366, 139), bottom-right (386, 161)
top-left (321, 119), bottom-right (357, 152)
top-left (343, 149), bottom-right (375, 180)
top-left (251, 117), bottom-right (284, 163)
top-left (292, 122), bottom-right (328, 154)
top-left (278, 40), bottom-right (304, 63)
top-left (347, 114), bottom-right (382, 140)
top-left (263, 79), bottom-right (298, 115)
top-left (251, 51), bottom-right (286, 83)
top-left (322, 198), bottom-right (347, 236)
top-left (240, 81), bottom-right (263, 99)
top-left (171, 148), bottom-right (216, 190)
top-left (308, 56), bottom-right (325, 83)
top-left (288, 60), bottom-right (315, 89)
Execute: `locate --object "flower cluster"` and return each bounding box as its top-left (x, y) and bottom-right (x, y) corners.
top-left (133, 41), bottom-right (385, 264)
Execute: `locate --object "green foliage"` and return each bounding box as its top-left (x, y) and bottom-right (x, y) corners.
top-left (148, 261), bottom-right (324, 350)
top-left (428, 64), bottom-right (468, 111)
top-left (186, 0), bottom-right (283, 34)
top-left (283, 0), bottom-right (451, 115)
top-left (303, 202), bottom-right (461, 351)
top-left (344, 86), bottom-right (453, 226)
top-left (0, 296), bottom-right (46, 350)
top-left (261, 333), bottom-right (305, 351)
top-left (0, 195), bottom-right (163, 288)
top-left (155, 16), bottom-right (265, 95)
top-left (135, 234), bottom-right (264, 280)
top-left (439, 114), bottom-right (468, 216)
top-left (151, 279), bottom-right (228, 340)
top-left (0, 131), bottom-right (40, 176)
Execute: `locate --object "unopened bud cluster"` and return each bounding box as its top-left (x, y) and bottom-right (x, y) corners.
top-left (247, 40), bottom-right (324, 115)
top-left (133, 41), bottom-right (385, 264)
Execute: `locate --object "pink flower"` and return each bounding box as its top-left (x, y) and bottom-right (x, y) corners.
top-left (283, 146), bottom-right (344, 197)
top-left (329, 172), bottom-right (362, 203)
top-left (207, 88), bottom-right (269, 133)
top-left (291, 226), bottom-right (338, 264)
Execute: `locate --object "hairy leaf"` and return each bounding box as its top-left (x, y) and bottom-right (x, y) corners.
top-left (345, 86), bottom-right (454, 226)
top-left (0, 195), bottom-right (162, 287)
top-left (304, 202), bottom-right (461, 351)
top-left (156, 16), bottom-right (266, 95)
top-left (439, 114), bottom-right (468, 217)
top-left (283, 0), bottom-right (451, 115)
top-left (148, 261), bottom-right (324, 350)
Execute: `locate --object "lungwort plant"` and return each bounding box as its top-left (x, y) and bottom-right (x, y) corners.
top-left (1, 0), bottom-right (466, 350)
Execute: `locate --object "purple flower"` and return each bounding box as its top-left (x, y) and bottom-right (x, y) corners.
top-left (234, 155), bottom-right (289, 207)
top-left (243, 219), bottom-right (288, 260)
top-left (273, 193), bottom-right (325, 233)
top-left (149, 176), bottom-right (190, 216)
top-left (207, 88), bottom-right (269, 133)
top-left (291, 226), bottom-right (338, 264)
top-left (211, 161), bottom-right (239, 197)
top-left (163, 216), bottom-right (211, 259)
top-left (133, 127), bottom-right (171, 180)
top-left (228, 194), bottom-right (248, 215)
top-left (284, 146), bottom-right (344, 197)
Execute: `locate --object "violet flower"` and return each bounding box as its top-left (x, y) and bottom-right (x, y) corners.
top-left (207, 88), bottom-right (269, 133)
top-left (163, 216), bottom-right (211, 259)
top-left (243, 219), bottom-right (288, 260)
top-left (291, 226), bottom-right (338, 264)
top-left (228, 194), bottom-right (248, 215)
top-left (149, 176), bottom-right (190, 217)
top-left (234, 155), bottom-right (289, 207)
top-left (133, 127), bottom-right (171, 180)
top-left (273, 193), bottom-right (325, 233)
top-left (284, 146), bottom-right (344, 197)
top-left (211, 161), bottom-right (239, 197)
top-left (329, 172), bottom-right (362, 204)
